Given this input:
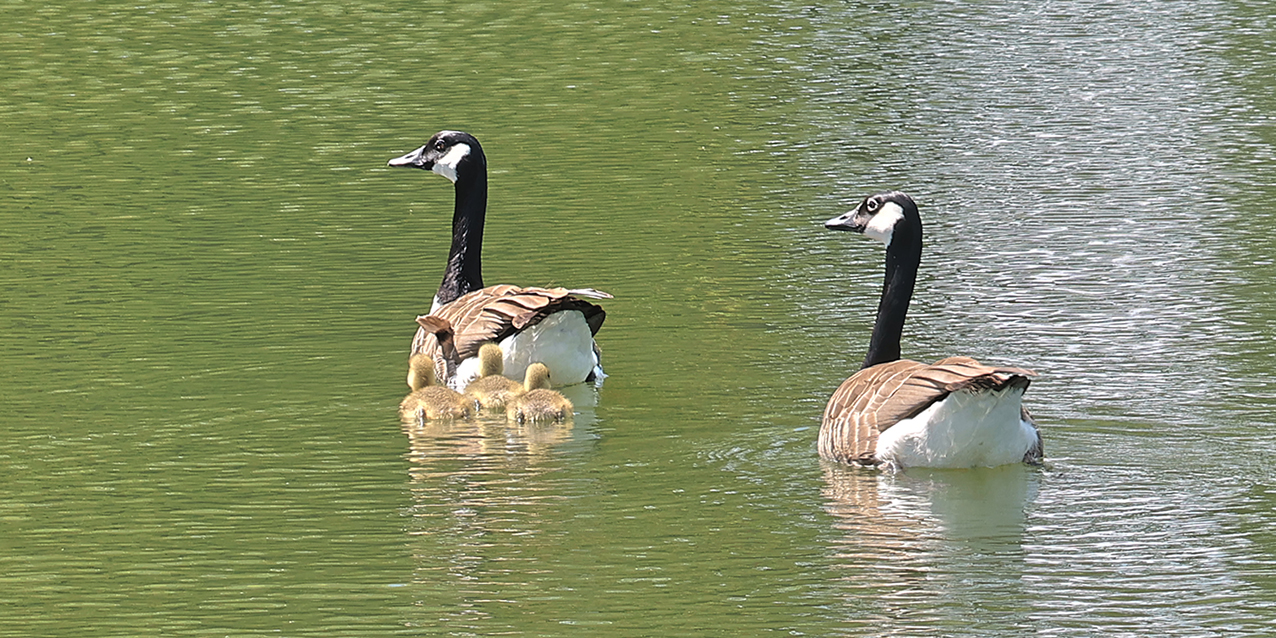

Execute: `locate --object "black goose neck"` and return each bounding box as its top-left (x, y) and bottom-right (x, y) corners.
top-left (437, 162), bottom-right (487, 306)
top-left (861, 214), bottom-right (922, 369)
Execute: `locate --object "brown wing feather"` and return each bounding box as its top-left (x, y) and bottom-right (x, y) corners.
top-left (410, 285), bottom-right (610, 380)
top-left (819, 357), bottom-right (1036, 466)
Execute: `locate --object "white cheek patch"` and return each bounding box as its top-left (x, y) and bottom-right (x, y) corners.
top-left (863, 201), bottom-right (905, 247)
top-left (431, 143), bottom-right (471, 183)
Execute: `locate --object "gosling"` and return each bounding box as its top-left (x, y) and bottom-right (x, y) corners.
top-left (401, 354), bottom-right (474, 421)
top-left (506, 362), bottom-right (574, 424)
top-left (464, 343), bottom-right (526, 410)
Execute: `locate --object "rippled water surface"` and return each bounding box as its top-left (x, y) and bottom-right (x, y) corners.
top-left (3, 0), bottom-right (1276, 635)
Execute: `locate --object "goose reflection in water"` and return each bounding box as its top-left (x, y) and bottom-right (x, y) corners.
top-left (821, 464), bottom-right (1042, 632)
top-left (399, 409), bottom-right (597, 602)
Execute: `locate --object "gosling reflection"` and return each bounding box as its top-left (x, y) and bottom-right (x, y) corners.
top-left (400, 389), bottom-right (596, 598)
top-left (822, 464), bottom-right (1040, 633)
top-left (401, 410), bottom-right (579, 465)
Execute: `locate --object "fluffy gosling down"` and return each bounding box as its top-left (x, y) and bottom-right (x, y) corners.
top-left (464, 343), bottom-right (526, 410)
top-left (401, 354), bottom-right (474, 421)
top-left (507, 362), bottom-right (574, 424)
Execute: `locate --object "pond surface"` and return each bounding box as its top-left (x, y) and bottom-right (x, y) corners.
top-left (3, 0), bottom-right (1276, 635)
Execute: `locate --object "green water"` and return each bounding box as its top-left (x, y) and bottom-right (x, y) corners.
top-left (3, 0), bottom-right (1276, 635)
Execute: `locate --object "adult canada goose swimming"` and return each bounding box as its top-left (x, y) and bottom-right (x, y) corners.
top-left (819, 191), bottom-right (1042, 470)
top-left (388, 130), bottom-right (610, 390)
top-left (506, 362), bottom-right (574, 424)
top-left (464, 343), bottom-right (526, 410)
top-left (401, 353), bottom-right (474, 422)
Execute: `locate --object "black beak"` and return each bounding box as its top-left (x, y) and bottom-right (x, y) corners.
top-left (387, 144), bottom-right (432, 169)
top-left (824, 205), bottom-right (865, 232)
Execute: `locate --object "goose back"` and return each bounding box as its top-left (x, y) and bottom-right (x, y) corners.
top-left (819, 356), bottom-right (1036, 466)
top-left (413, 285), bottom-right (609, 387)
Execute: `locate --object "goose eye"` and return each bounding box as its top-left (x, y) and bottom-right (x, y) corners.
top-left (865, 198), bottom-right (880, 212)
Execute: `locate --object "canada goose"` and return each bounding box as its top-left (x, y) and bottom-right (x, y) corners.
top-left (506, 362), bottom-right (574, 423)
top-left (401, 353), bottom-right (474, 422)
top-left (819, 191), bottom-right (1042, 470)
top-left (388, 130), bottom-right (611, 390)
top-left (464, 343), bottom-right (526, 410)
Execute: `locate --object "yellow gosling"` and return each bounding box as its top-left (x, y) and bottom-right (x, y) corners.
top-left (401, 354), bottom-right (474, 421)
top-left (507, 362), bottom-right (574, 424)
top-left (464, 343), bottom-right (526, 410)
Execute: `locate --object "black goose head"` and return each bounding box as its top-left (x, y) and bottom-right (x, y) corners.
top-left (824, 191), bottom-right (919, 248)
top-left (387, 130), bottom-right (487, 184)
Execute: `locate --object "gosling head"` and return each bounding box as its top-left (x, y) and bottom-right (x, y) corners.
top-left (406, 354), bottom-right (438, 391)
top-left (477, 343), bottom-right (505, 378)
top-left (523, 362), bottom-right (553, 391)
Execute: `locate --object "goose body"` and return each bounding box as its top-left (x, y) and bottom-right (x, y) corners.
top-left (506, 362), bottom-right (574, 423)
top-left (465, 343), bottom-right (527, 410)
top-left (819, 191), bottom-right (1042, 470)
top-left (400, 353), bottom-right (474, 422)
top-left (388, 131), bottom-right (609, 391)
